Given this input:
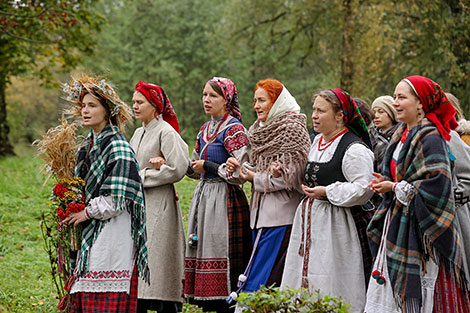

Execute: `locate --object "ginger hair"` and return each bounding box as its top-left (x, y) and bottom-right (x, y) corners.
top-left (255, 79), bottom-right (283, 107)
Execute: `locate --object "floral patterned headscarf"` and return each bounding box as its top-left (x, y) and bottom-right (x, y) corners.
top-left (331, 88), bottom-right (371, 148)
top-left (208, 77), bottom-right (242, 122)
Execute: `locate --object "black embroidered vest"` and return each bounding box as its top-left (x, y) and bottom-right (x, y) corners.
top-left (305, 131), bottom-right (367, 187)
top-left (304, 130), bottom-right (373, 284)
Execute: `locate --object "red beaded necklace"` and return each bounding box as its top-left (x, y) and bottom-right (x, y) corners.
top-left (318, 128), bottom-right (348, 151)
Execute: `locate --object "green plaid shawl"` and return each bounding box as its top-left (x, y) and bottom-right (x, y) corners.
top-left (75, 125), bottom-right (149, 283)
top-left (367, 118), bottom-right (466, 307)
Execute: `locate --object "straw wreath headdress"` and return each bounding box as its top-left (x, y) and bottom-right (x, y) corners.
top-left (62, 74), bottom-right (133, 131)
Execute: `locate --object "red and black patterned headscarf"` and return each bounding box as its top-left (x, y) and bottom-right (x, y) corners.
top-left (331, 88), bottom-right (371, 148)
top-left (208, 77), bottom-right (242, 122)
top-left (403, 75), bottom-right (458, 141)
top-left (134, 81), bottom-right (179, 132)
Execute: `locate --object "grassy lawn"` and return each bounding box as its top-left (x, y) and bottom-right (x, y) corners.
top-left (0, 150), bottom-right (251, 312)
top-left (0, 155), bottom-right (58, 312)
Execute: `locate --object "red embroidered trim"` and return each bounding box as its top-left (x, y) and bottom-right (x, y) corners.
top-left (224, 124), bottom-right (249, 154)
top-left (83, 269), bottom-right (131, 280)
top-left (184, 258), bottom-right (229, 298)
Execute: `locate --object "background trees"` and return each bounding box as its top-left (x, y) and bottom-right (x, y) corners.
top-left (0, 0), bottom-right (103, 155)
top-left (2, 0), bottom-right (470, 150)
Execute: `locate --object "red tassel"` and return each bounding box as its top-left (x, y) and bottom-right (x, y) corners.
top-left (298, 243), bottom-right (304, 257)
top-left (64, 275), bottom-right (75, 292)
top-left (57, 294), bottom-right (69, 311)
top-left (301, 277), bottom-right (309, 289)
top-left (377, 275), bottom-right (386, 285)
top-left (372, 270), bottom-right (381, 279)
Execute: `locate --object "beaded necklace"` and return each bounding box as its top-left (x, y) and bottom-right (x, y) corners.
top-left (318, 128), bottom-right (349, 151)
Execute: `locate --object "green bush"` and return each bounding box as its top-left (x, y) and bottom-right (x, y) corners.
top-left (235, 285), bottom-right (351, 313)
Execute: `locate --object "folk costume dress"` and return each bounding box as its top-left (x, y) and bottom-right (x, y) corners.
top-left (183, 78), bottom-right (251, 311)
top-left (130, 82), bottom-right (189, 312)
top-left (365, 76), bottom-right (470, 313)
top-left (449, 130), bottom-right (470, 285)
top-left (281, 89), bottom-right (374, 313)
top-left (70, 125), bottom-right (149, 312)
top-left (238, 85), bottom-right (311, 294)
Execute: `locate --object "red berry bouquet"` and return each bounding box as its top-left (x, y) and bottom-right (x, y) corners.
top-left (52, 177), bottom-right (86, 250)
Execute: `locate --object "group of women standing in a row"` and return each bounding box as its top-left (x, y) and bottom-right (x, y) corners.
top-left (60, 73), bottom-right (470, 313)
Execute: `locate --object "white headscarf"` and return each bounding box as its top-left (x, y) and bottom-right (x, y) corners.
top-left (260, 85), bottom-right (301, 127)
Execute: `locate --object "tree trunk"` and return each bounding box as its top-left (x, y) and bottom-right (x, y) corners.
top-left (0, 77), bottom-right (14, 156)
top-left (340, 0), bottom-right (355, 94)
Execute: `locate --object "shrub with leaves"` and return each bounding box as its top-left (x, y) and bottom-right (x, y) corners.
top-left (235, 285), bottom-right (351, 313)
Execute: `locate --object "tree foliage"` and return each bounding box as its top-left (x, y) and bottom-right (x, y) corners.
top-left (3, 0), bottom-right (470, 148)
top-left (0, 0), bottom-right (104, 155)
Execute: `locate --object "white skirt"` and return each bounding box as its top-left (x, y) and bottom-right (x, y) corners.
top-left (281, 198), bottom-right (366, 313)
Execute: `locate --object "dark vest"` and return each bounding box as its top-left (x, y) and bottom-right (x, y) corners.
top-left (304, 130), bottom-right (373, 284)
top-left (305, 131), bottom-right (367, 187)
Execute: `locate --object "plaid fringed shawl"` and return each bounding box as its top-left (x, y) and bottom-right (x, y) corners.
top-left (75, 125), bottom-right (149, 283)
top-left (367, 118), bottom-right (466, 307)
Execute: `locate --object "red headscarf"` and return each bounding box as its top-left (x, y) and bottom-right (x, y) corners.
top-left (403, 75), bottom-right (458, 141)
top-left (134, 81), bottom-right (179, 132)
top-left (331, 88), bottom-right (371, 148)
top-left (208, 77), bottom-right (242, 121)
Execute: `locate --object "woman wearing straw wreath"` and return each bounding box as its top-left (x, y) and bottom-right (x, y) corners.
top-left (130, 81), bottom-right (189, 313)
top-left (61, 74), bottom-right (149, 313)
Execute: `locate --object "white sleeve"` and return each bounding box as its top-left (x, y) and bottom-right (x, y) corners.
top-left (326, 143), bottom-right (374, 207)
top-left (85, 195), bottom-right (122, 220)
top-left (218, 145), bottom-right (250, 184)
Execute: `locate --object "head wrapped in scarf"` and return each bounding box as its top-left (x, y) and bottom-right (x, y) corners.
top-left (255, 78), bottom-right (300, 126)
top-left (208, 77), bottom-right (242, 121)
top-left (331, 88), bottom-right (371, 148)
top-left (62, 74), bottom-right (133, 132)
top-left (403, 75), bottom-right (458, 141)
top-left (134, 81), bottom-right (179, 132)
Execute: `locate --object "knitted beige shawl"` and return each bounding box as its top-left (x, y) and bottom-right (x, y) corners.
top-left (248, 112), bottom-right (310, 190)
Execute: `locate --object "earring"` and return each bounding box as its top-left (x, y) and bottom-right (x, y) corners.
top-left (336, 122), bottom-right (341, 129)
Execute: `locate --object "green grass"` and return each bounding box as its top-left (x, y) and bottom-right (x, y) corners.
top-left (0, 155), bottom-right (58, 312)
top-left (0, 152), bottom-right (251, 312)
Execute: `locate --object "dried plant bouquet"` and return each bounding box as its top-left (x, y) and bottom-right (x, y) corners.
top-left (34, 118), bottom-right (84, 311)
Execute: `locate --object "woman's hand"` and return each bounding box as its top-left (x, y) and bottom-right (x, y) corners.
top-left (302, 184), bottom-right (327, 199)
top-left (226, 157), bottom-right (240, 173)
top-left (149, 157), bottom-right (165, 170)
top-left (240, 165), bottom-right (254, 182)
top-left (63, 210), bottom-right (88, 227)
top-left (369, 172), bottom-right (394, 193)
top-left (270, 162), bottom-right (282, 178)
top-left (191, 160), bottom-right (205, 174)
